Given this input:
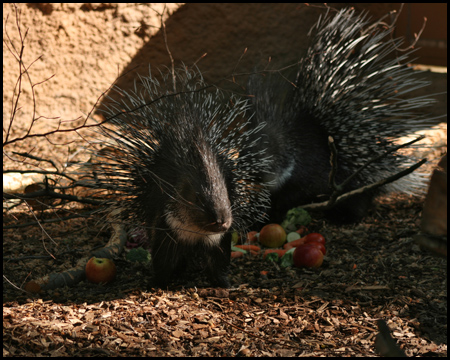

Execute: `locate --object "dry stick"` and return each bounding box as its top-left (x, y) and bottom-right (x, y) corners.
top-left (373, 3), bottom-right (427, 53)
top-left (3, 209), bottom-right (103, 230)
top-left (4, 6), bottom-right (40, 145)
top-left (153, 4), bottom-right (176, 91)
top-left (322, 135), bottom-right (427, 210)
top-left (4, 189), bottom-right (105, 206)
top-left (3, 4), bottom-right (142, 148)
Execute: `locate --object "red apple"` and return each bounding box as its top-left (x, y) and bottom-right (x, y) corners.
top-left (304, 232), bottom-right (326, 245)
top-left (85, 257), bottom-right (116, 284)
top-left (293, 243), bottom-right (324, 268)
top-left (259, 224), bottom-right (286, 248)
top-left (305, 239), bottom-right (327, 255)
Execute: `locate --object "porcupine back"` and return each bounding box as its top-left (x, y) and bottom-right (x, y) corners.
top-left (93, 68), bottom-right (271, 287)
top-left (248, 8), bottom-right (436, 222)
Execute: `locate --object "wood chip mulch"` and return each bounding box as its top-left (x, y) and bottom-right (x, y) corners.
top-left (3, 194), bottom-right (447, 357)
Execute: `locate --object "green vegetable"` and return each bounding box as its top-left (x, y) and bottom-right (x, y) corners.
top-left (281, 207), bottom-right (312, 232)
top-left (126, 247), bottom-right (152, 263)
top-left (265, 252), bottom-right (280, 263)
top-left (231, 245), bottom-right (247, 254)
top-left (287, 231), bottom-right (301, 242)
top-left (280, 247), bottom-right (296, 268)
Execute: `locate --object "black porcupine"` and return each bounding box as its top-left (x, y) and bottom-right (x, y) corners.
top-left (248, 8), bottom-right (435, 223)
top-left (93, 68), bottom-right (271, 288)
top-left (90, 8), bottom-right (437, 287)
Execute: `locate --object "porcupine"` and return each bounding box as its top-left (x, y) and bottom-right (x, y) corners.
top-left (91, 8), bottom-right (435, 287)
top-left (247, 8), bottom-right (435, 223)
top-left (93, 68), bottom-right (272, 288)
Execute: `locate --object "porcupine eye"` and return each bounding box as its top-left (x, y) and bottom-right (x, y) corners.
top-left (173, 170), bottom-right (232, 235)
top-left (176, 178), bottom-right (196, 208)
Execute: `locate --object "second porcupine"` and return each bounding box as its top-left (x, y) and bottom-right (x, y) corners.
top-left (92, 9), bottom-right (436, 287)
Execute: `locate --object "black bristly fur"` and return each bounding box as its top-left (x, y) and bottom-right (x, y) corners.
top-left (93, 68), bottom-right (271, 287)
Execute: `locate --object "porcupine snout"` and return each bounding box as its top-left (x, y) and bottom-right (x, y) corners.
top-left (200, 145), bottom-right (233, 234)
top-left (167, 140), bottom-right (234, 244)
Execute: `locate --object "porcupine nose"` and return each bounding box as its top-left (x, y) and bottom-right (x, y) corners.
top-left (204, 217), bottom-right (232, 233)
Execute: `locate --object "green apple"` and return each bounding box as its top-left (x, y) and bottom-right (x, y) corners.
top-left (259, 224), bottom-right (286, 248)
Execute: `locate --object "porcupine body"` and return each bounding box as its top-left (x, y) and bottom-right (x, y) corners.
top-left (248, 8), bottom-right (435, 223)
top-left (95, 69), bottom-right (271, 288)
top-left (92, 8), bottom-right (435, 287)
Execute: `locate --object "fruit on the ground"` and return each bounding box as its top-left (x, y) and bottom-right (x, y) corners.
top-left (293, 243), bottom-right (324, 268)
top-left (231, 231), bottom-right (240, 245)
top-left (85, 257), bottom-right (117, 284)
top-left (304, 232), bottom-right (326, 245)
top-left (305, 240), bottom-right (326, 255)
top-left (259, 224), bottom-right (286, 248)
